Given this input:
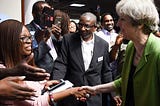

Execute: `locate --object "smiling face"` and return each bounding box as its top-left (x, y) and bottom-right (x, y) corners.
top-left (117, 15), bottom-right (138, 40)
top-left (78, 16), bottom-right (96, 41)
top-left (69, 21), bottom-right (77, 33)
top-left (102, 14), bottom-right (114, 32)
top-left (19, 26), bottom-right (32, 56)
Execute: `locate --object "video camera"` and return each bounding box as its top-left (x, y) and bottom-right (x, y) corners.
top-left (41, 7), bottom-right (54, 28)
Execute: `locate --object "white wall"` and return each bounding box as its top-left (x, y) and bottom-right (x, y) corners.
top-left (0, 0), bottom-right (21, 22)
top-left (0, 0), bottom-right (45, 24)
top-left (24, 0), bottom-right (45, 24)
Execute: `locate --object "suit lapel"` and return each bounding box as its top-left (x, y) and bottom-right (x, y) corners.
top-left (72, 34), bottom-right (105, 71)
top-left (30, 21), bottom-right (39, 31)
top-left (88, 35), bottom-right (100, 70)
top-left (72, 33), bottom-right (85, 71)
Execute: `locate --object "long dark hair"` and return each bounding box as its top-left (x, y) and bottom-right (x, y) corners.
top-left (0, 19), bottom-right (34, 68)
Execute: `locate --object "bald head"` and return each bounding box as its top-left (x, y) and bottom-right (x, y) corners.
top-left (80, 12), bottom-right (97, 24)
top-left (78, 12), bottom-right (97, 41)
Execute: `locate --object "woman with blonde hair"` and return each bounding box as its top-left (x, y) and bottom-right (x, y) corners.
top-left (81, 0), bottom-right (160, 106)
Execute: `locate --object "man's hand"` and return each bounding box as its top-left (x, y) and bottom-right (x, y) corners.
top-left (11, 53), bottom-right (50, 81)
top-left (0, 54), bottom-right (50, 81)
top-left (50, 25), bottom-right (62, 40)
top-left (35, 29), bottom-right (51, 43)
top-left (14, 62), bottom-right (50, 81)
top-left (80, 86), bottom-right (97, 96)
top-left (0, 76), bottom-right (36, 100)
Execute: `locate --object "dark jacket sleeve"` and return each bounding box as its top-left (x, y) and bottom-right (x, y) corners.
top-left (33, 41), bottom-right (51, 62)
top-left (52, 35), bottom-right (69, 80)
top-left (101, 40), bottom-right (113, 83)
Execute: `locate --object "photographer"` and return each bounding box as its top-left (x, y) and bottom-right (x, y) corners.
top-left (26, 1), bottom-right (51, 49)
top-left (33, 9), bottom-right (70, 79)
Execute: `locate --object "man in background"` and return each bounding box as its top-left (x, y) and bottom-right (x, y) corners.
top-left (96, 13), bottom-right (118, 51)
top-left (53, 12), bottom-right (112, 106)
top-left (26, 1), bottom-right (51, 49)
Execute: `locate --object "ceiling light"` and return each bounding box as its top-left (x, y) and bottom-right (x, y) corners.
top-left (70, 3), bottom-right (85, 7)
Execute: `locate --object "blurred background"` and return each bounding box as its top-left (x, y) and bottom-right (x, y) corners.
top-left (0, 0), bottom-right (159, 24)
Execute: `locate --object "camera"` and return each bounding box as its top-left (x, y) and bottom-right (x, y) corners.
top-left (41, 7), bottom-right (54, 28)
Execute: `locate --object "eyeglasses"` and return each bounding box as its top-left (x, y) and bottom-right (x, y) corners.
top-left (78, 23), bottom-right (95, 30)
top-left (19, 36), bottom-right (33, 43)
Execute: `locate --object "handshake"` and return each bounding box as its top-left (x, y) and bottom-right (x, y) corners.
top-left (69, 86), bottom-right (97, 102)
top-left (42, 80), bottom-right (97, 102)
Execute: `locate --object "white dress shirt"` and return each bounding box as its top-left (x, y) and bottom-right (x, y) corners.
top-left (96, 29), bottom-right (118, 51)
top-left (81, 35), bottom-right (94, 71)
top-left (46, 36), bottom-right (57, 60)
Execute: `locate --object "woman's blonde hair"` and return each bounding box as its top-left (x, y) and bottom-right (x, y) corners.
top-left (116, 0), bottom-right (159, 34)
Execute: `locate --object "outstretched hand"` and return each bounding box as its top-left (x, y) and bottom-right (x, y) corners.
top-left (12, 53), bottom-right (50, 81)
top-left (69, 87), bottom-right (90, 102)
top-left (79, 86), bottom-right (97, 96)
top-left (72, 86), bottom-right (99, 102)
top-left (0, 76), bottom-right (36, 100)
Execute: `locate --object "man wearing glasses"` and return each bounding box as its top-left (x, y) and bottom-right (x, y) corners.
top-left (52, 12), bottom-right (112, 106)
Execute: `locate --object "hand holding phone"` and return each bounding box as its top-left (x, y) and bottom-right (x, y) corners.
top-left (54, 16), bottom-right (62, 28)
top-left (41, 79), bottom-right (74, 95)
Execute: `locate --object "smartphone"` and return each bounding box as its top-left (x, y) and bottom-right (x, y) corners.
top-left (54, 16), bottom-right (62, 28)
top-left (50, 80), bottom-right (74, 93)
top-left (41, 79), bottom-right (64, 95)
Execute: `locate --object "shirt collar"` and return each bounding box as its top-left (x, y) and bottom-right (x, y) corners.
top-left (81, 34), bottom-right (95, 44)
top-left (33, 21), bottom-right (42, 30)
top-left (102, 28), bottom-right (111, 35)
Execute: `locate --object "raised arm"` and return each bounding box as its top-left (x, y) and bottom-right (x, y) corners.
top-left (0, 54), bottom-right (50, 81)
top-left (0, 76), bottom-right (36, 100)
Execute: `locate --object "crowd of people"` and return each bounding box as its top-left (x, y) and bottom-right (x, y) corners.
top-left (0, 0), bottom-right (160, 106)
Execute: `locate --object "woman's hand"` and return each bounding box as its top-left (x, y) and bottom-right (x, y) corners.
top-left (44, 80), bottom-right (60, 90)
top-left (80, 86), bottom-right (97, 96)
top-left (69, 87), bottom-right (89, 102)
top-left (113, 96), bottom-right (122, 106)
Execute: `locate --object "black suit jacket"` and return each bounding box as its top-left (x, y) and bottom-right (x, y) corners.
top-left (33, 36), bottom-right (61, 79)
top-left (26, 21), bottom-right (61, 78)
top-left (26, 20), bottom-right (40, 32)
top-left (53, 32), bottom-right (112, 106)
top-left (26, 20), bottom-right (43, 49)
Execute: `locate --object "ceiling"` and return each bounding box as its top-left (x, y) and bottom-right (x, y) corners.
top-left (45, 0), bottom-right (160, 21)
top-left (45, 0), bottom-right (120, 20)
